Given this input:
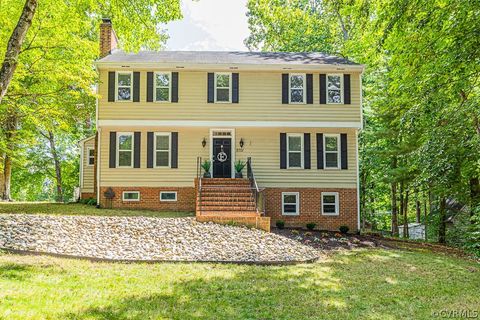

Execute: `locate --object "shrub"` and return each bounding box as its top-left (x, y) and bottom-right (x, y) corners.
top-left (86, 198), bottom-right (97, 206)
top-left (306, 223), bottom-right (316, 230)
top-left (339, 225), bottom-right (349, 234)
top-left (276, 220), bottom-right (285, 229)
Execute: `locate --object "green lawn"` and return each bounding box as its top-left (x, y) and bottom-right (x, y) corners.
top-left (0, 202), bottom-right (194, 218)
top-left (0, 249), bottom-right (478, 319)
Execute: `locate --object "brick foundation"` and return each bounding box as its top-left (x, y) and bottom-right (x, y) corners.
top-left (99, 187), bottom-right (195, 211)
top-left (80, 192), bottom-right (95, 200)
top-left (264, 187), bottom-right (358, 232)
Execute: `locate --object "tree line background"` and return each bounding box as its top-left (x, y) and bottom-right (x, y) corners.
top-left (1, 0), bottom-right (479, 255)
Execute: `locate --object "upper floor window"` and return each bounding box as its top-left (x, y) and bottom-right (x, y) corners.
top-left (327, 74), bottom-right (343, 104)
top-left (154, 133), bottom-right (171, 167)
top-left (155, 72), bottom-right (171, 102)
top-left (324, 134), bottom-right (340, 169)
top-left (117, 132), bottom-right (133, 167)
top-left (289, 74), bottom-right (305, 103)
top-left (87, 148), bottom-right (94, 166)
top-left (215, 73), bottom-right (231, 102)
top-left (116, 72), bottom-right (132, 101)
top-left (287, 133), bottom-right (303, 169)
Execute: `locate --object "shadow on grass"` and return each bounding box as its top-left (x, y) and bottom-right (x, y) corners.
top-left (0, 263), bottom-right (38, 281)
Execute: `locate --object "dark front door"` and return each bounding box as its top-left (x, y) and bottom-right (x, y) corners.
top-left (213, 138), bottom-right (232, 178)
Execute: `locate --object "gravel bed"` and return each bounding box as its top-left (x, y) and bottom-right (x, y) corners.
top-left (0, 214), bottom-right (319, 263)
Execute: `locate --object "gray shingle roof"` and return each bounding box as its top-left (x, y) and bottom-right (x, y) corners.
top-left (98, 50), bottom-right (359, 66)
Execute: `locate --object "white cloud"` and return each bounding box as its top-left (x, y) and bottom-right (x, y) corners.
top-left (166, 0), bottom-right (249, 51)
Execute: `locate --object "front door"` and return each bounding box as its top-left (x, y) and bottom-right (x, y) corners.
top-left (213, 138), bottom-right (232, 178)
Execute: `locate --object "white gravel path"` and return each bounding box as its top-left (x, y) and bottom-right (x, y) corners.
top-left (0, 214), bottom-right (319, 263)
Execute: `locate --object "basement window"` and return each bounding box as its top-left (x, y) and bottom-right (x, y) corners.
top-left (322, 192), bottom-right (339, 215)
top-left (123, 191), bottom-right (140, 202)
top-left (282, 192), bottom-right (299, 216)
top-left (160, 191), bottom-right (177, 202)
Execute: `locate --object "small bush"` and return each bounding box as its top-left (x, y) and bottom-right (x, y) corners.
top-left (306, 223), bottom-right (316, 230)
top-left (339, 225), bottom-right (349, 234)
top-left (276, 220), bottom-right (285, 229)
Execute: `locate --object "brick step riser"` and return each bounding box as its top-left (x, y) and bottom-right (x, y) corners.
top-left (198, 206), bottom-right (257, 211)
top-left (199, 193), bottom-right (253, 197)
top-left (197, 198), bottom-right (255, 203)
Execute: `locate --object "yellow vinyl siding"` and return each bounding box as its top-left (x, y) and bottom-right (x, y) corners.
top-left (98, 127), bottom-right (357, 188)
top-left (97, 70), bottom-right (361, 123)
top-left (82, 138), bottom-right (95, 192)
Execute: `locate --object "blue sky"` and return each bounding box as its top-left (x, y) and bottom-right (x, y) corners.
top-left (165, 0), bottom-right (249, 51)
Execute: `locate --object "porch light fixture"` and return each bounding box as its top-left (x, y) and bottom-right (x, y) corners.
top-left (201, 138), bottom-right (207, 148)
top-left (239, 138), bottom-right (244, 148)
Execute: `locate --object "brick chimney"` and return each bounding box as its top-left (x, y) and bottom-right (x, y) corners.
top-left (99, 18), bottom-right (118, 58)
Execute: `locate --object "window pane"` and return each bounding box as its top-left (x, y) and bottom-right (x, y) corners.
top-left (290, 89), bottom-right (304, 103)
top-left (216, 74), bottom-right (229, 87)
top-left (216, 88), bottom-right (229, 101)
top-left (117, 88), bottom-right (131, 101)
top-left (323, 195), bottom-right (336, 204)
top-left (156, 73), bottom-right (169, 87)
top-left (290, 75), bottom-right (304, 88)
top-left (323, 204), bottom-right (336, 213)
top-left (156, 151), bottom-right (169, 167)
top-left (288, 136), bottom-right (301, 151)
top-left (117, 74), bottom-right (131, 86)
top-left (89, 149), bottom-right (94, 157)
top-left (156, 88), bottom-right (169, 101)
top-left (325, 136), bottom-right (338, 151)
top-left (328, 90), bottom-right (342, 103)
top-left (283, 194), bottom-right (297, 204)
top-left (124, 192), bottom-right (139, 200)
top-left (325, 153), bottom-right (338, 168)
top-left (161, 192), bottom-right (176, 200)
top-left (284, 204), bottom-right (297, 213)
top-left (118, 135), bottom-right (132, 150)
top-left (289, 153), bottom-right (301, 167)
top-left (327, 75), bottom-right (341, 90)
top-left (88, 157), bottom-right (94, 165)
top-left (119, 151), bottom-right (132, 166)
top-left (156, 135), bottom-right (169, 150)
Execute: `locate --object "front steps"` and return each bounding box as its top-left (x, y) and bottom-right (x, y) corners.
top-left (196, 178), bottom-right (270, 231)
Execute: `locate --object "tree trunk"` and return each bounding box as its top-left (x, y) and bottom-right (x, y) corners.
top-left (0, 0), bottom-right (38, 103)
top-left (399, 181), bottom-right (404, 237)
top-left (415, 189), bottom-right (421, 223)
top-left (391, 159), bottom-right (399, 236)
top-left (403, 188), bottom-right (409, 238)
top-left (1, 109), bottom-right (18, 201)
top-left (2, 156), bottom-right (12, 201)
top-left (470, 177), bottom-right (480, 220)
top-left (47, 131), bottom-right (63, 202)
top-left (438, 197), bottom-right (446, 244)
top-left (424, 192), bottom-right (428, 241)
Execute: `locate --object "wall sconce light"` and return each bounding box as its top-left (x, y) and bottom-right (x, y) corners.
top-left (239, 138), bottom-right (244, 148)
top-left (201, 138), bottom-right (207, 148)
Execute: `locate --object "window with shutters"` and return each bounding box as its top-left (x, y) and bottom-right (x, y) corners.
top-left (160, 191), bottom-right (177, 202)
top-left (87, 148), bottom-right (94, 166)
top-left (324, 134), bottom-right (340, 169)
top-left (154, 132), bottom-right (171, 167)
top-left (116, 72), bottom-right (132, 101)
top-left (117, 133), bottom-right (134, 167)
top-left (287, 133), bottom-right (303, 169)
top-left (327, 74), bottom-right (343, 104)
top-left (214, 73), bottom-right (231, 102)
top-left (282, 192), bottom-right (299, 215)
top-left (322, 192), bottom-right (339, 215)
top-left (122, 191), bottom-right (140, 201)
top-left (289, 74), bottom-right (306, 103)
top-left (154, 72), bottom-right (171, 102)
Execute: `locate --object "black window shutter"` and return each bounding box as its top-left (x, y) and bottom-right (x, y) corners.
top-left (306, 74), bottom-right (313, 104)
top-left (109, 132), bottom-right (116, 168)
top-left (316, 133), bottom-right (324, 169)
top-left (171, 72), bottom-right (179, 102)
top-left (280, 133), bottom-right (287, 169)
top-left (147, 72), bottom-right (153, 102)
top-left (344, 74), bottom-right (351, 104)
top-left (108, 72), bottom-right (115, 102)
top-left (171, 132), bottom-right (178, 168)
top-left (133, 72), bottom-right (140, 102)
top-left (207, 73), bottom-right (214, 103)
top-left (341, 133), bottom-right (348, 169)
top-left (304, 133), bottom-right (311, 169)
top-left (282, 74), bottom-right (289, 104)
top-left (147, 132), bottom-right (154, 168)
top-left (232, 73), bottom-right (239, 103)
top-left (134, 132), bottom-right (141, 168)
top-left (319, 74), bottom-right (327, 104)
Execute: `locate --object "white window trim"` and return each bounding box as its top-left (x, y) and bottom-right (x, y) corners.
top-left (287, 133), bottom-right (304, 169)
top-left (87, 147), bottom-right (94, 166)
top-left (154, 71), bottom-right (172, 103)
top-left (323, 133), bottom-right (341, 169)
top-left (282, 192), bottom-right (300, 216)
top-left (322, 192), bottom-right (339, 216)
top-left (214, 72), bottom-right (232, 103)
top-left (115, 71), bottom-right (133, 102)
top-left (326, 74), bottom-right (343, 105)
top-left (288, 73), bottom-right (306, 104)
top-left (153, 132), bottom-right (171, 168)
top-left (122, 191), bottom-right (140, 202)
top-left (160, 191), bottom-right (177, 202)
top-left (116, 132), bottom-right (134, 168)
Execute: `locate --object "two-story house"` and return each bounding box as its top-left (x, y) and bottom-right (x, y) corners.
top-left (79, 19), bottom-right (364, 232)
